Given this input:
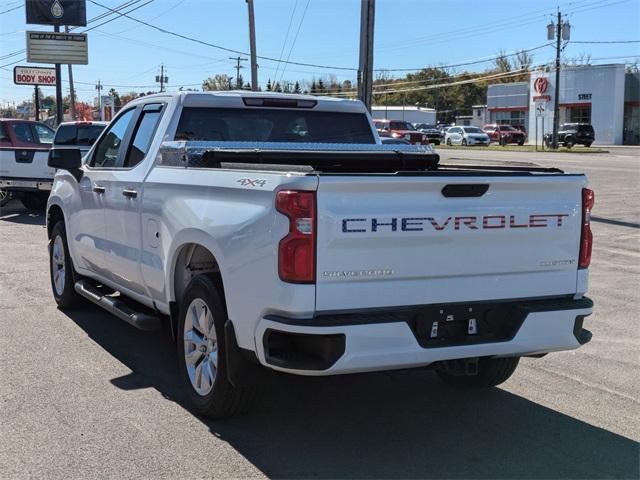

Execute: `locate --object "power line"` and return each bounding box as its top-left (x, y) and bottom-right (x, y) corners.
top-left (571, 40), bottom-right (640, 43)
top-left (272, 0), bottom-right (298, 83)
top-left (0, 4), bottom-right (22, 15)
top-left (278, 0), bottom-right (311, 84)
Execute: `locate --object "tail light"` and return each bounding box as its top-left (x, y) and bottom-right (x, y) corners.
top-left (276, 190), bottom-right (316, 283)
top-left (579, 188), bottom-right (595, 268)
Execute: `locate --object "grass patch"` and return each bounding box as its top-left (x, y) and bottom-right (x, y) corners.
top-left (436, 144), bottom-right (609, 154)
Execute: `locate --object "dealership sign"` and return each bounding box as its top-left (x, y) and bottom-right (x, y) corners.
top-left (533, 77), bottom-right (551, 101)
top-left (26, 31), bottom-right (88, 64)
top-left (25, 0), bottom-right (87, 27)
top-left (13, 66), bottom-right (57, 86)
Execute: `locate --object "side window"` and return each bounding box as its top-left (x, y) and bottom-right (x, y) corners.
top-left (34, 124), bottom-right (54, 144)
top-left (0, 123), bottom-right (7, 141)
top-left (91, 109), bottom-right (135, 168)
top-left (13, 123), bottom-right (37, 143)
top-left (123, 105), bottom-right (163, 168)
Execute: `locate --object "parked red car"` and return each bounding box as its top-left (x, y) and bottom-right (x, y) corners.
top-left (483, 124), bottom-right (526, 146)
top-left (374, 119), bottom-right (430, 145)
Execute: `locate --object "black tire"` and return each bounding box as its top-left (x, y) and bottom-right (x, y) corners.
top-left (518, 140), bottom-right (525, 146)
top-left (21, 193), bottom-right (48, 211)
top-left (461, 139), bottom-right (467, 146)
top-left (584, 142), bottom-right (592, 148)
top-left (0, 188), bottom-right (10, 208)
top-left (446, 138), bottom-right (452, 146)
top-left (436, 357), bottom-right (520, 389)
top-left (177, 275), bottom-right (254, 418)
top-left (434, 140), bottom-right (441, 145)
top-left (564, 138), bottom-right (574, 148)
top-left (49, 221), bottom-right (83, 308)
top-left (500, 137), bottom-right (507, 147)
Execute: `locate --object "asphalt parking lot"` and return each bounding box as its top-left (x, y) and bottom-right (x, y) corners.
top-left (1, 147), bottom-right (638, 479)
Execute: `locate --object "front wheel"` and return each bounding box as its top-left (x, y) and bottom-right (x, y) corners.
top-left (436, 357), bottom-right (520, 389)
top-left (177, 275), bottom-right (254, 418)
top-left (446, 138), bottom-right (452, 146)
top-left (584, 142), bottom-right (592, 148)
top-left (518, 140), bottom-right (525, 146)
top-left (21, 193), bottom-right (48, 211)
top-left (49, 221), bottom-right (83, 308)
top-left (461, 139), bottom-right (468, 146)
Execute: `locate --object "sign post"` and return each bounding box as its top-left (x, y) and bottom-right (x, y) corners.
top-left (25, 0), bottom-right (87, 125)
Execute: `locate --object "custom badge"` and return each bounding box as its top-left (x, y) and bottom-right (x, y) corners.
top-left (51, 0), bottom-right (64, 18)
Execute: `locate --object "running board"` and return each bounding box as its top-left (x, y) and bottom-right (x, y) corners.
top-left (74, 280), bottom-right (162, 331)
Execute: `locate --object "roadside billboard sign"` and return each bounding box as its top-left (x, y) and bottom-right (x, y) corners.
top-left (26, 31), bottom-right (88, 65)
top-left (25, 0), bottom-right (87, 27)
top-left (13, 66), bottom-right (57, 86)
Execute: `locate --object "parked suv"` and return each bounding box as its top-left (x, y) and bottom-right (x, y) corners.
top-left (544, 123), bottom-right (595, 148)
top-left (0, 119), bottom-right (55, 209)
top-left (483, 124), bottom-right (526, 146)
top-left (374, 119), bottom-right (430, 145)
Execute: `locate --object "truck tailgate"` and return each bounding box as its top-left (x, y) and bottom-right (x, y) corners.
top-left (0, 147), bottom-right (53, 180)
top-left (315, 174), bottom-right (586, 311)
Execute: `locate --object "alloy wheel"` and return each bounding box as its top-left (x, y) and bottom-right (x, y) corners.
top-left (183, 298), bottom-right (218, 396)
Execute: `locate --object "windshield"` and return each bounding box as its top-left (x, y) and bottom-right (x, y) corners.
top-left (389, 121), bottom-right (415, 131)
top-left (175, 107), bottom-right (375, 144)
top-left (55, 124), bottom-right (106, 146)
top-left (463, 127), bottom-right (483, 133)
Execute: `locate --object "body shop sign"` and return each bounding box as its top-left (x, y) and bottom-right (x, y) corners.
top-left (13, 66), bottom-right (57, 86)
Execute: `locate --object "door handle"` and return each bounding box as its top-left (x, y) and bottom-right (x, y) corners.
top-left (93, 185), bottom-right (105, 194)
top-left (122, 189), bottom-right (138, 198)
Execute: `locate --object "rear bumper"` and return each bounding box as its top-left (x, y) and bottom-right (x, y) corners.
top-left (0, 177), bottom-right (53, 192)
top-left (255, 297), bottom-right (593, 375)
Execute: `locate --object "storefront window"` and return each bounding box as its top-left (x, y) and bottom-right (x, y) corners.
top-left (494, 110), bottom-right (525, 127)
top-left (569, 106), bottom-right (592, 123)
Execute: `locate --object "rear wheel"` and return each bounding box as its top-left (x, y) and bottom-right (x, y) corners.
top-left (461, 139), bottom-right (468, 146)
top-left (436, 357), bottom-right (520, 389)
top-left (177, 275), bottom-right (254, 418)
top-left (518, 140), bottom-right (525, 146)
top-left (0, 188), bottom-right (10, 208)
top-left (446, 138), bottom-right (452, 146)
top-left (564, 138), bottom-right (574, 148)
top-left (21, 193), bottom-right (48, 211)
top-left (584, 142), bottom-right (592, 147)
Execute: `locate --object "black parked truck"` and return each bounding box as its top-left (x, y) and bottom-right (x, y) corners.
top-left (545, 123), bottom-right (595, 148)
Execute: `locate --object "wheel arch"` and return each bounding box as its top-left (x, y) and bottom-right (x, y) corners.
top-left (46, 203), bottom-right (65, 239)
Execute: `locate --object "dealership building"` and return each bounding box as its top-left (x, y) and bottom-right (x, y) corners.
top-left (472, 64), bottom-right (639, 145)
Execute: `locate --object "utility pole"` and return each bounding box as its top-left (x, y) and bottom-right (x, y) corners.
top-left (34, 85), bottom-right (39, 122)
top-left (246, 0), bottom-right (258, 91)
top-left (65, 26), bottom-right (77, 120)
top-left (96, 80), bottom-right (103, 120)
top-left (53, 25), bottom-right (63, 125)
top-left (155, 64), bottom-right (168, 93)
top-left (357, 0), bottom-right (375, 112)
top-left (550, 9), bottom-right (569, 149)
top-left (229, 56), bottom-right (247, 89)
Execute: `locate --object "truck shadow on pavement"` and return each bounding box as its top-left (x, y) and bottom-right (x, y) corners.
top-left (64, 307), bottom-right (639, 479)
top-left (0, 201), bottom-right (46, 226)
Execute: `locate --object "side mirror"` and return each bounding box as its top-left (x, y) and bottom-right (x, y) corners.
top-left (48, 148), bottom-right (82, 171)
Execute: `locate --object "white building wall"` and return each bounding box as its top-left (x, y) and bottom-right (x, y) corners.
top-left (371, 107), bottom-right (436, 125)
top-left (529, 64), bottom-right (625, 145)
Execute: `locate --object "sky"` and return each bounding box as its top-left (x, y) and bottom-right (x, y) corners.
top-left (1, 0), bottom-right (639, 106)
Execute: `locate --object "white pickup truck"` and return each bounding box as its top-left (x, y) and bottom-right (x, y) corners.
top-left (46, 91), bottom-right (594, 418)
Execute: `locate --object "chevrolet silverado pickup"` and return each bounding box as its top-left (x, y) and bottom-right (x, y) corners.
top-left (46, 91), bottom-right (594, 418)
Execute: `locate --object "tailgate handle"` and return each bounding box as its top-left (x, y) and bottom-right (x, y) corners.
top-left (441, 184), bottom-right (489, 198)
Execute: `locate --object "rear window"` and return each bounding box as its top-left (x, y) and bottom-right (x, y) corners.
top-left (389, 121), bottom-right (414, 131)
top-left (54, 124), bottom-right (106, 146)
top-left (463, 127), bottom-right (482, 133)
top-left (498, 126), bottom-right (516, 131)
top-left (175, 107), bottom-right (375, 144)
top-left (578, 124), bottom-right (594, 133)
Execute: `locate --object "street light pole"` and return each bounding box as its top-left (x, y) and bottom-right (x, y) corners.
top-left (358, 0), bottom-right (375, 112)
top-left (551, 9), bottom-right (563, 149)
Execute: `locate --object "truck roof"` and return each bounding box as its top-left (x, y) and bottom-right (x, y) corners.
top-left (127, 90), bottom-right (367, 114)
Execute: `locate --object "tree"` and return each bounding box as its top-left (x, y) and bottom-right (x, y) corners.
top-left (108, 88), bottom-right (121, 108)
top-left (266, 78), bottom-right (272, 91)
top-left (310, 80), bottom-right (317, 94)
top-left (293, 81), bottom-right (301, 94)
top-left (317, 78), bottom-right (325, 93)
top-left (202, 74), bottom-right (233, 91)
top-left (120, 92), bottom-right (139, 106)
top-left (75, 102), bottom-right (93, 121)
